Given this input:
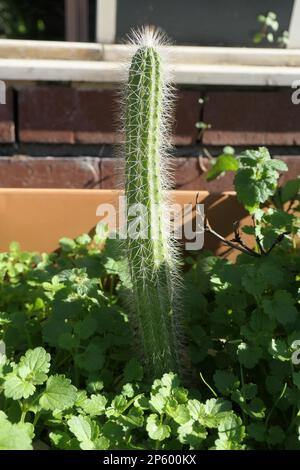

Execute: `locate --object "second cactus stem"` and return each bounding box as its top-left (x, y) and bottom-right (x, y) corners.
top-left (124, 31), bottom-right (182, 379)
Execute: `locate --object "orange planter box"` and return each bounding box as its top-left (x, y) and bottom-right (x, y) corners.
top-left (0, 189), bottom-right (252, 260)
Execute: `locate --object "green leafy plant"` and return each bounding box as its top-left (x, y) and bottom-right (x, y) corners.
top-left (183, 148), bottom-right (300, 449)
top-left (123, 29), bottom-right (183, 378)
top-left (185, 243), bottom-right (300, 448)
top-left (0, 0), bottom-right (64, 40)
top-left (207, 147), bottom-right (297, 204)
top-left (253, 11), bottom-right (289, 48)
top-left (205, 147), bottom-right (299, 255)
top-left (206, 146), bottom-right (238, 182)
top-left (233, 147), bottom-right (288, 213)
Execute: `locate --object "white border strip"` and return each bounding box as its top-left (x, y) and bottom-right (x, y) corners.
top-left (288, 0), bottom-right (300, 48)
top-left (96, 0), bottom-right (117, 44)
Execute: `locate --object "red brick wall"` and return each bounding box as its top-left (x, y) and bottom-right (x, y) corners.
top-left (17, 86), bottom-right (201, 146)
top-left (0, 85), bottom-right (299, 190)
top-left (202, 91), bottom-right (300, 146)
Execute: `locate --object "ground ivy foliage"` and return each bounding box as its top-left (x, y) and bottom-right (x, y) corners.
top-left (0, 348), bottom-right (245, 450)
top-left (0, 147), bottom-right (299, 449)
top-left (1, 225), bottom-right (299, 450)
top-left (0, 235), bottom-right (246, 450)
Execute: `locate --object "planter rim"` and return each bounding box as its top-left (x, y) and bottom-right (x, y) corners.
top-left (0, 188), bottom-right (236, 196)
top-left (0, 187), bottom-right (246, 259)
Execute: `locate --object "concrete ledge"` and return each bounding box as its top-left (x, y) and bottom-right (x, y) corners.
top-left (172, 63), bottom-right (300, 86)
top-left (0, 59), bottom-right (122, 83)
top-left (2, 40), bottom-right (300, 66)
top-left (0, 39), bottom-right (104, 61)
top-left (103, 44), bottom-right (300, 67)
top-left (1, 58), bottom-right (300, 86)
top-left (0, 40), bottom-right (300, 86)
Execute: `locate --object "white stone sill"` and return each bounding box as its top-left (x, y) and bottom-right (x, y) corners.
top-left (0, 39), bottom-right (300, 86)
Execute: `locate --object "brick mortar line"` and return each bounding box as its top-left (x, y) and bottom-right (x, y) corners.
top-left (1, 145), bottom-right (300, 158)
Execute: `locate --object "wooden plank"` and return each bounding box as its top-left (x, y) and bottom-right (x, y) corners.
top-left (65, 0), bottom-right (89, 42)
top-left (65, 0), bottom-right (78, 41)
top-left (78, 0), bottom-right (89, 42)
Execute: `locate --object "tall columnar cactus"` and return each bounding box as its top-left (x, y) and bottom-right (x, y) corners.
top-left (123, 29), bottom-right (182, 379)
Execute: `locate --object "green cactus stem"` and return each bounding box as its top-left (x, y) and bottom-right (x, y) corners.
top-left (123, 29), bottom-right (182, 379)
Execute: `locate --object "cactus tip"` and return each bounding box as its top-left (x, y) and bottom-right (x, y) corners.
top-left (128, 25), bottom-right (168, 48)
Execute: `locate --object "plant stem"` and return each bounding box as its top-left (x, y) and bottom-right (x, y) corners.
top-left (33, 411), bottom-right (41, 427)
top-left (19, 402), bottom-right (27, 423)
top-left (265, 382), bottom-right (287, 427)
top-left (199, 371), bottom-right (217, 398)
top-left (204, 218), bottom-right (260, 258)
